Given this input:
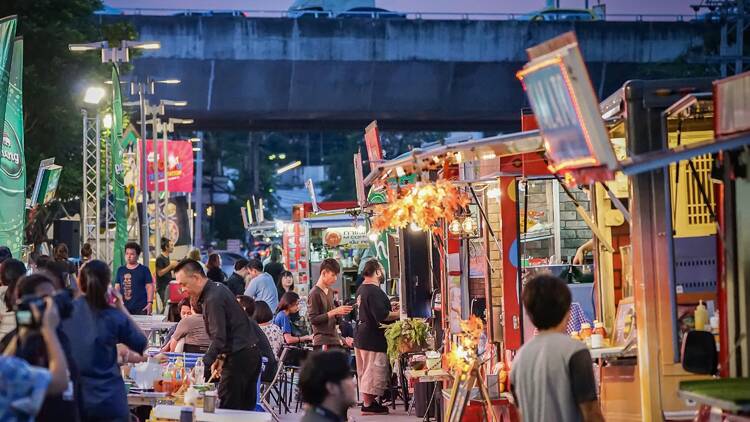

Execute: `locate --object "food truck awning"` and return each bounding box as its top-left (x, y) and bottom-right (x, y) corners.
top-left (364, 130), bottom-right (544, 185)
top-left (303, 214), bottom-right (366, 229)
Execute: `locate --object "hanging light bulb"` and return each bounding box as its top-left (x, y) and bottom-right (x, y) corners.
top-left (368, 232), bottom-right (379, 242)
top-left (462, 216), bottom-right (476, 234)
top-left (449, 219), bottom-right (462, 235)
top-left (409, 222), bottom-right (421, 232)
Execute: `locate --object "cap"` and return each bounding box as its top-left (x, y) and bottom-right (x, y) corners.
top-left (0, 246), bottom-right (12, 263)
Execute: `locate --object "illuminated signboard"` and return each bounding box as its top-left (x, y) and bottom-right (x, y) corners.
top-left (517, 32), bottom-right (617, 174)
top-left (364, 120), bottom-right (383, 172)
top-left (714, 70), bottom-right (750, 138)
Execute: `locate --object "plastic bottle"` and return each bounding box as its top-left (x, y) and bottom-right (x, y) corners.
top-left (570, 331), bottom-right (581, 341)
top-left (695, 300), bottom-right (708, 331)
top-left (580, 323), bottom-right (592, 348)
top-left (193, 359), bottom-right (205, 385)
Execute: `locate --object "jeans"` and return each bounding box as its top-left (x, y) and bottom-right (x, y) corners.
top-left (218, 346), bottom-right (261, 410)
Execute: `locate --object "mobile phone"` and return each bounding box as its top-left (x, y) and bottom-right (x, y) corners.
top-left (107, 287), bottom-right (117, 305)
top-left (16, 309), bottom-right (33, 327)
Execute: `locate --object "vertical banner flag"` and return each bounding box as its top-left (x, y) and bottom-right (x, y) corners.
top-left (0, 36), bottom-right (24, 257)
top-left (0, 16), bottom-right (16, 126)
top-left (111, 65), bottom-right (127, 271)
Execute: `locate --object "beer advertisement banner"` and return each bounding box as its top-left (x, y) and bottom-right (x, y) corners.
top-left (0, 37), bottom-right (24, 256)
top-left (0, 16), bottom-right (16, 129)
top-left (111, 65), bottom-right (127, 271)
top-left (139, 139), bottom-right (194, 193)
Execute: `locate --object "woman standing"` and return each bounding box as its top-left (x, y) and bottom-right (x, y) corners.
top-left (276, 270), bottom-right (295, 300)
top-left (354, 259), bottom-right (399, 415)
top-left (206, 253), bottom-right (226, 284)
top-left (0, 259), bottom-right (25, 338)
top-left (62, 260), bottom-right (147, 422)
top-left (274, 292), bottom-right (312, 345)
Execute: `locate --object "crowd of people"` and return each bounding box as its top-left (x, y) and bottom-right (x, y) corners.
top-left (0, 235), bottom-right (604, 422)
top-left (0, 238), bottom-right (402, 421)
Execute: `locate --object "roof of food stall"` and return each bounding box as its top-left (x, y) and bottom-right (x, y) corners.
top-left (303, 213), bottom-right (366, 229)
top-left (364, 130), bottom-right (544, 185)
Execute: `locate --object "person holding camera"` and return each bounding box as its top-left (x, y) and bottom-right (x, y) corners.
top-left (62, 260), bottom-right (148, 421)
top-left (1, 295), bottom-right (71, 422)
top-left (1, 272), bottom-right (81, 422)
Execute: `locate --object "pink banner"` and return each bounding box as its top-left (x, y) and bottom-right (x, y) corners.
top-left (138, 139), bottom-right (194, 193)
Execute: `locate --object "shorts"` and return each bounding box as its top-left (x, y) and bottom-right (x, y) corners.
top-left (355, 348), bottom-right (390, 397)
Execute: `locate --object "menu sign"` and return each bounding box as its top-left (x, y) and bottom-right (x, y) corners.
top-left (714, 71), bottom-right (750, 138)
top-left (517, 32), bottom-right (617, 174)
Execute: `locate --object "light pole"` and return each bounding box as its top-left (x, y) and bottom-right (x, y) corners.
top-left (193, 132), bottom-right (204, 248)
top-left (81, 86), bottom-right (106, 258)
top-left (69, 39), bottom-right (162, 264)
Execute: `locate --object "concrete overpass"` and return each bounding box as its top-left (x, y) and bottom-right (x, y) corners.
top-left (109, 15), bottom-right (714, 131)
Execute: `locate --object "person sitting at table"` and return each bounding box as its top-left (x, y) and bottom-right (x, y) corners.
top-left (235, 296), bottom-right (278, 382)
top-left (163, 297), bottom-right (192, 346)
top-left (161, 299), bottom-right (211, 353)
top-left (274, 292), bottom-right (312, 346)
top-left (253, 300), bottom-right (285, 357)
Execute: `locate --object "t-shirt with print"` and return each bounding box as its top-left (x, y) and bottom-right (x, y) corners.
top-left (354, 283), bottom-right (391, 353)
top-left (273, 312), bottom-right (293, 334)
top-left (115, 264), bottom-right (153, 314)
top-left (510, 332), bottom-right (598, 422)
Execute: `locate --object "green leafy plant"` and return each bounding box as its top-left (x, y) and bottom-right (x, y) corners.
top-left (383, 318), bottom-right (430, 362)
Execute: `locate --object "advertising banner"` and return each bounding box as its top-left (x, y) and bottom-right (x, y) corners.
top-left (139, 139), bottom-right (194, 193)
top-left (0, 37), bottom-right (24, 257)
top-left (0, 16), bottom-right (16, 129)
top-left (111, 65), bottom-right (127, 271)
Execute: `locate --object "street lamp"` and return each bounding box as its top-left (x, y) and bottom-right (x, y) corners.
top-left (83, 86), bottom-right (106, 105)
top-left (102, 113), bottom-right (113, 130)
top-left (69, 38), bottom-right (166, 265)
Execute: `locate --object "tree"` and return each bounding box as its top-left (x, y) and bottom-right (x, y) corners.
top-left (0, 1), bottom-right (136, 245)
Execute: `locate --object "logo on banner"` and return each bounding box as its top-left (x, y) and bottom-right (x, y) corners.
top-left (1, 122), bottom-right (22, 179)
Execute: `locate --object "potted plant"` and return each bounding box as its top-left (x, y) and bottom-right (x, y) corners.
top-left (383, 318), bottom-right (430, 362)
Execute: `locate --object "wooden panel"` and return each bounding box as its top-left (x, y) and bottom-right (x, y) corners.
top-left (600, 364), bottom-right (643, 421)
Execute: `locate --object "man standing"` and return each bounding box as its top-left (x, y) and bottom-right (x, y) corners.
top-left (244, 259), bottom-right (279, 312)
top-left (299, 351), bottom-right (357, 422)
top-left (510, 274), bottom-right (604, 422)
top-left (308, 259), bottom-right (352, 350)
top-left (155, 237), bottom-right (178, 308)
top-left (115, 242), bottom-right (154, 315)
top-left (225, 259), bottom-right (248, 297)
top-left (354, 259), bottom-right (399, 415)
top-left (174, 259), bottom-right (261, 411)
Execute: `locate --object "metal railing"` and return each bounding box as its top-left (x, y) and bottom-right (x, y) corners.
top-left (97, 8), bottom-right (698, 22)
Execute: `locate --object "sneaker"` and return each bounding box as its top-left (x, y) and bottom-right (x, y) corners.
top-left (361, 402), bottom-right (389, 415)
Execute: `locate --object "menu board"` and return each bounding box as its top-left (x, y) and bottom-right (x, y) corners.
top-left (517, 32), bottom-right (617, 174)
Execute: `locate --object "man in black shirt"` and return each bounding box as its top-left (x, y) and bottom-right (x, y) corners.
top-left (354, 259), bottom-right (398, 415)
top-left (225, 259), bottom-right (249, 297)
top-left (174, 259), bottom-right (261, 411)
top-left (155, 238), bottom-right (177, 308)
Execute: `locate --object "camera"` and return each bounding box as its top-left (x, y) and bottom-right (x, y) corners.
top-left (15, 289), bottom-right (74, 329)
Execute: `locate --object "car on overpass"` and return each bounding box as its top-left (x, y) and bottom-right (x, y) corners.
top-left (336, 7), bottom-right (406, 19)
top-left (523, 8), bottom-right (598, 21)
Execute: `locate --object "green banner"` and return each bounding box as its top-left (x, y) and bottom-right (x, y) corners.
top-left (111, 65), bottom-right (127, 271)
top-left (0, 16), bottom-right (16, 128)
top-left (0, 32), bottom-right (23, 257)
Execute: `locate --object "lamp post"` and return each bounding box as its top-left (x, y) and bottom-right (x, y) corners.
top-left (81, 86), bottom-right (106, 258)
top-left (69, 38), bottom-right (162, 264)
